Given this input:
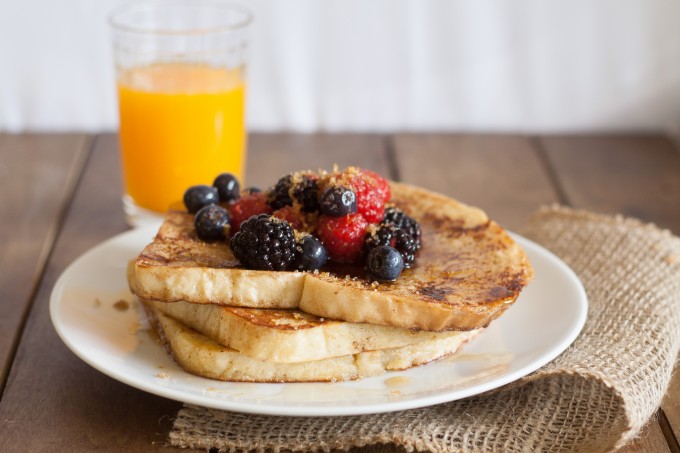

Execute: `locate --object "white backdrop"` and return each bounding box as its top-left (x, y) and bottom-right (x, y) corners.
top-left (1, 0), bottom-right (680, 133)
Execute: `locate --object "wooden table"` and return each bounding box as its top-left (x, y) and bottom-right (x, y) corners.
top-left (1, 132), bottom-right (679, 452)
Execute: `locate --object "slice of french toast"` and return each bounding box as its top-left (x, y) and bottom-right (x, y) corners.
top-left (129, 214), bottom-right (305, 309)
top-left (129, 182), bottom-right (533, 331)
top-left (142, 298), bottom-right (470, 363)
top-left (300, 183), bottom-right (533, 331)
top-left (144, 303), bottom-right (481, 382)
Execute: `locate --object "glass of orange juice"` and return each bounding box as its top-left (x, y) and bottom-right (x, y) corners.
top-left (109, 1), bottom-right (252, 226)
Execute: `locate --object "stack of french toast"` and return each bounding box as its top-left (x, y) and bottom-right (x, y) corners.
top-left (127, 167), bottom-right (533, 382)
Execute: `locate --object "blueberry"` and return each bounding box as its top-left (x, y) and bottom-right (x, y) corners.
top-left (194, 205), bottom-right (230, 241)
top-left (243, 187), bottom-right (261, 195)
top-left (184, 185), bottom-right (219, 214)
top-left (213, 173), bottom-right (241, 202)
top-left (366, 245), bottom-right (404, 281)
top-left (293, 236), bottom-right (329, 271)
top-left (319, 186), bottom-right (357, 216)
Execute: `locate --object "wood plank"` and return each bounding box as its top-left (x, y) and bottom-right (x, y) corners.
top-left (0, 133), bottom-right (89, 390)
top-left (392, 134), bottom-right (559, 230)
top-left (538, 135), bottom-right (680, 233)
top-left (538, 135), bottom-right (680, 453)
top-left (246, 132), bottom-right (390, 187)
top-left (663, 362), bottom-right (680, 451)
top-left (618, 420), bottom-right (672, 452)
top-left (0, 134), bottom-right (179, 452)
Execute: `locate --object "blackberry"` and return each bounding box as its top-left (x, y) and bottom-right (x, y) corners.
top-left (268, 174), bottom-right (319, 212)
top-left (293, 176), bottom-right (319, 212)
top-left (229, 214), bottom-right (296, 271)
top-left (268, 175), bottom-right (294, 209)
top-left (381, 207), bottom-right (421, 251)
top-left (365, 224), bottom-right (418, 268)
top-left (366, 245), bottom-right (403, 281)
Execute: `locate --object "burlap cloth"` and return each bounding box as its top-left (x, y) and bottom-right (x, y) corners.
top-left (168, 206), bottom-right (680, 452)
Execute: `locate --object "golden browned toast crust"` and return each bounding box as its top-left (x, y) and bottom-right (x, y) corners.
top-left (144, 303), bottom-right (481, 382)
top-left (130, 182), bottom-right (533, 331)
top-left (143, 298), bottom-right (473, 363)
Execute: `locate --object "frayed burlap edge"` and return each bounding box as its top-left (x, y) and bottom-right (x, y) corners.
top-left (168, 205), bottom-right (680, 453)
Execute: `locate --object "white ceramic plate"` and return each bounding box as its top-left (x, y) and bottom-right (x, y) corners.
top-left (50, 226), bottom-right (587, 417)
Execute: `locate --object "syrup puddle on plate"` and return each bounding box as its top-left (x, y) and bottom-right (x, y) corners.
top-left (384, 376), bottom-right (411, 388)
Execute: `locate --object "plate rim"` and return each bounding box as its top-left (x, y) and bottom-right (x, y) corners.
top-left (49, 226), bottom-right (588, 417)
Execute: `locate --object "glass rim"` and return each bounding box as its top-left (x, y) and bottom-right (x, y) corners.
top-left (108, 0), bottom-right (253, 36)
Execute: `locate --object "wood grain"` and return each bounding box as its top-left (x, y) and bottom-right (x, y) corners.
top-left (537, 135), bottom-right (680, 232)
top-left (663, 362), bottom-right (680, 451)
top-left (246, 132), bottom-right (390, 187)
top-left (0, 133), bottom-right (89, 390)
top-left (392, 134), bottom-right (558, 231)
top-left (538, 134), bottom-right (680, 453)
top-left (619, 420), bottom-right (672, 453)
top-left (0, 134), bottom-right (179, 452)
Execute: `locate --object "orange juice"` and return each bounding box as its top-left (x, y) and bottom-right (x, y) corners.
top-left (117, 63), bottom-right (246, 213)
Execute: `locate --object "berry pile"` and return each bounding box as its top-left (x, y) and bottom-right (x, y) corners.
top-left (182, 167), bottom-right (421, 281)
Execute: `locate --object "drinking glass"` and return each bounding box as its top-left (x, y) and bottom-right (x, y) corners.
top-left (109, 0), bottom-right (252, 226)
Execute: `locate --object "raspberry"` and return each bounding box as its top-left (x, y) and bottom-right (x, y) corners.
top-left (272, 206), bottom-right (305, 231)
top-left (230, 214), bottom-right (296, 271)
top-left (227, 193), bottom-right (273, 234)
top-left (361, 169), bottom-right (391, 203)
top-left (316, 213), bottom-right (368, 263)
